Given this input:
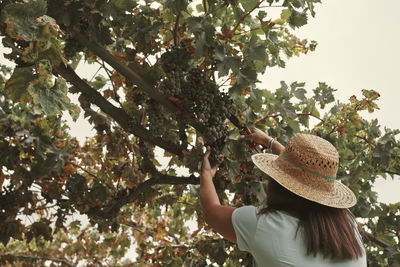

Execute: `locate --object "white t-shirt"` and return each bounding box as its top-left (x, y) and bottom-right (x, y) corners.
top-left (232, 206), bottom-right (367, 267)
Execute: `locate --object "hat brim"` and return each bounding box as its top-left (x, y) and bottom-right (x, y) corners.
top-left (251, 153), bottom-right (357, 208)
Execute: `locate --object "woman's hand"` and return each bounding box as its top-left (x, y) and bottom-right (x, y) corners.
top-left (239, 128), bottom-right (271, 147)
top-left (200, 147), bottom-right (220, 181)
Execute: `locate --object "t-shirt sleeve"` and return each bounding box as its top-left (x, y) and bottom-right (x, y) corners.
top-left (231, 205), bottom-right (258, 252)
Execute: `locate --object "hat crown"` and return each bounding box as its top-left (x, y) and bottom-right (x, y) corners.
top-left (283, 134), bottom-right (339, 179)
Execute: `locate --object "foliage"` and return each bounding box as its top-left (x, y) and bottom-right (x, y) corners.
top-left (0, 0), bottom-right (399, 266)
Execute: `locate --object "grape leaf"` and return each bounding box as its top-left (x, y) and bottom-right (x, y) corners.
top-left (5, 67), bottom-right (35, 102)
top-left (28, 77), bottom-right (74, 116)
top-left (1, 0), bottom-right (47, 41)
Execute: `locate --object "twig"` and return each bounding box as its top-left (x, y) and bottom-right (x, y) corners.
top-left (233, 26), bottom-right (262, 36)
top-left (89, 65), bottom-right (102, 82)
top-left (355, 135), bottom-right (376, 148)
top-left (173, 12), bottom-right (181, 46)
top-left (70, 162), bottom-right (98, 179)
top-left (360, 229), bottom-right (392, 248)
top-left (217, 76), bottom-right (231, 87)
top-left (232, 1), bottom-right (265, 33)
top-left (100, 60), bottom-right (122, 106)
top-left (203, 0), bottom-right (207, 14)
top-left (259, 5), bottom-right (284, 8)
top-left (255, 112), bottom-right (326, 125)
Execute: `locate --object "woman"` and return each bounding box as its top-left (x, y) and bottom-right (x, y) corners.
top-left (200, 129), bottom-right (367, 266)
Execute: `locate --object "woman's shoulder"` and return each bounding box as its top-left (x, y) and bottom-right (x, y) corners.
top-left (255, 206), bottom-right (299, 219)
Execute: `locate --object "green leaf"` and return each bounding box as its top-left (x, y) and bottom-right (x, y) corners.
top-left (187, 17), bottom-right (203, 34)
top-left (313, 82), bottom-right (336, 109)
top-left (111, 0), bottom-right (137, 11)
top-left (164, 0), bottom-right (188, 14)
top-left (287, 119), bottom-right (300, 133)
top-left (217, 56), bottom-right (241, 77)
top-left (28, 78), bottom-right (74, 115)
top-left (5, 67), bottom-right (35, 102)
top-left (68, 104), bottom-right (81, 122)
top-left (248, 42), bottom-right (267, 62)
top-left (280, 8), bottom-right (292, 21)
top-left (88, 75), bottom-right (108, 90)
top-left (290, 81), bottom-right (307, 100)
top-left (195, 31), bottom-right (207, 58)
top-left (215, 45), bottom-right (226, 62)
top-left (1, 0), bottom-right (47, 41)
top-left (258, 10), bottom-right (267, 20)
top-left (289, 10), bottom-right (308, 28)
top-left (241, 0), bottom-right (259, 12)
top-left (289, 0), bottom-right (306, 9)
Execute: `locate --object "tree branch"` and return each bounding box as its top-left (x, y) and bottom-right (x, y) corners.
top-left (120, 173), bottom-right (199, 204)
top-left (98, 59), bottom-right (122, 106)
top-left (355, 135), bottom-right (376, 148)
top-left (53, 64), bottom-right (183, 156)
top-left (203, 0), bottom-right (207, 14)
top-left (70, 162), bottom-right (98, 179)
top-left (72, 31), bottom-right (178, 113)
top-left (173, 12), bottom-right (181, 46)
top-left (360, 229), bottom-right (392, 248)
top-left (72, 30), bottom-right (209, 135)
top-left (254, 112), bottom-right (326, 125)
top-left (0, 253), bottom-right (75, 267)
top-left (232, 1), bottom-right (264, 33)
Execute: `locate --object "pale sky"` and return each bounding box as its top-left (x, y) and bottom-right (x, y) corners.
top-left (0, 0), bottom-right (398, 203)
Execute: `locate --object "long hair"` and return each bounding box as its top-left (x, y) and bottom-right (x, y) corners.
top-left (259, 179), bottom-right (364, 260)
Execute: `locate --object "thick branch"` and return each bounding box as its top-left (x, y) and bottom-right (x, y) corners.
top-left (53, 64), bottom-right (183, 156)
top-left (88, 170), bottom-right (199, 219)
top-left (0, 253), bottom-right (75, 267)
top-left (73, 31), bottom-right (209, 135)
top-left (72, 31), bottom-right (178, 113)
top-left (120, 173), bottom-right (199, 204)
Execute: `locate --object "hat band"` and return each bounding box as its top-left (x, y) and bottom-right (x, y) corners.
top-left (281, 152), bottom-right (336, 181)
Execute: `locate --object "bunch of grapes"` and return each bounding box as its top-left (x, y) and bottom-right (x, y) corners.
top-left (145, 99), bottom-right (167, 137)
top-left (184, 69), bottom-right (232, 165)
top-left (157, 47), bottom-right (233, 166)
top-left (160, 46), bottom-right (191, 73)
top-left (63, 37), bottom-right (85, 58)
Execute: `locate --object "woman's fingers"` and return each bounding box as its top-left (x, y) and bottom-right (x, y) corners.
top-left (237, 134), bottom-right (253, 141)
top-left (203, 147), bottom-right (211, 165)
top-left (205, 146), bottom-right (211, 157)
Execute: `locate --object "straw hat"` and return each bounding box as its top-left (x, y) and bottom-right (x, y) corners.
top-left (251, 133), bottom-right (357, 208)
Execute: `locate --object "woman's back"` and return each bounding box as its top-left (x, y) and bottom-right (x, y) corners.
top-left (232, 206), bottom-right (367, 267)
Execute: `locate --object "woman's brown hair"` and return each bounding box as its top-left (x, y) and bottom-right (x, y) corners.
top-left (260, 179), bottom-right (364, 260)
